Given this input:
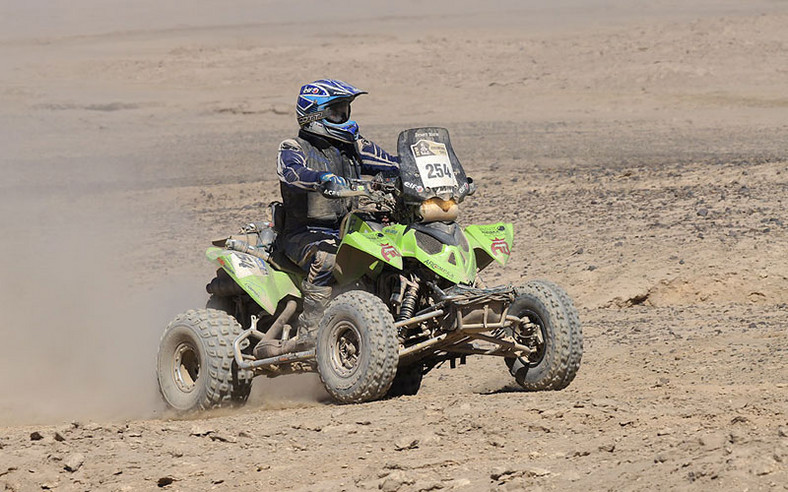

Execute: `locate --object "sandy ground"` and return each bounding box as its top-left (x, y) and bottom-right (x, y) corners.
top-left (1, 1), bottom-right (787, 490)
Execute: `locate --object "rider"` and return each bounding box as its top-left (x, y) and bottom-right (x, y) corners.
top-left (255, 79), bottom-right (399, 359)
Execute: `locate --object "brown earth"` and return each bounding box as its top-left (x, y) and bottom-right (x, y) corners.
top-left (1, 1), bottom-right (787, 491)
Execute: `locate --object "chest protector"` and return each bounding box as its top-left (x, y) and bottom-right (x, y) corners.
top-left (281, 135), bottom-right (361, 230)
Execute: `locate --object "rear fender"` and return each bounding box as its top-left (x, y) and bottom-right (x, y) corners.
top-left (464, 223), bottom-right (514, 270)
top-left (206, 247), bottom-right (300, 314)
top-left (334, 231), bottom-right (403, 284)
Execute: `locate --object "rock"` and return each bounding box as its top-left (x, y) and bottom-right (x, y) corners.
top-left (502, 478), bottom-right (527, 491)
top-left (656, 428), bottom-right (672, 436)
top-left (420, 432), bottom-right (442, 446)
top-left (413, 479), bottom-right (443, 491)
top-left (491, 466), bottom-right (515, 480)
top-left (30, 431), bottom-right (44, 441)
top-left (777, 426), bottom-right (788, 438)
top-left (525, 467), bottom-right (551, 477)
top-left (697, 208), bottom-right (708, 217)
top-left (54, 432), bottom-right (66, 442)
top-left (209, 433), bottom-right (238, 443)
top-left (654, 377), bottom-right (670, 387)
top-left (168, 447), bottom-right (184, 458)
top-left (448, 478), bottom-right (471, 488)
top-left (539, 409), bottom-right (564, 419)
top-left (753, 458), bottom-right (777, 476)
top-left (379, 471), bottom-right (414, 491)
top-left (394, 437), bottom-right (419, 451)
top-left (64, 453), bottom-right (85, 472)
top-left (598, 443), bottom-right (616, 453)
top-left (157, 476), bottom-right (176, 487)
top-left (699, 432), bottom-right (729, 450)
top-left (189, 424), bottom-right (214, 437)
top-left (729, 429), bottom-right (747, 444)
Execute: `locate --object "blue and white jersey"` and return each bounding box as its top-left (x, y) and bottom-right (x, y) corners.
top-left (276, 138), bottom-right (325, 191)
top-left (277, 135), bottom-right (399, 190)
top-left (356, 137), bottom-right (400, 174)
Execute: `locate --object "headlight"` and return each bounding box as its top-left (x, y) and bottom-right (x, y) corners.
top-left (418, 198), bottom-right (458, 222)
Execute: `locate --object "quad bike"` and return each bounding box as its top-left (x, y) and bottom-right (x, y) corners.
top-left (156, 127), bottom-right (582, 412)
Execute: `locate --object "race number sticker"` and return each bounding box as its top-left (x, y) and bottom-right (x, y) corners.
top-left (229, 252), bottom-right (269, 278)
top-left (410, 140), bottom-right (458, 189)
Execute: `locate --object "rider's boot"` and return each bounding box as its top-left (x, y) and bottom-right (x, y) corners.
top-left (254, 281), bottom-right (332, 359)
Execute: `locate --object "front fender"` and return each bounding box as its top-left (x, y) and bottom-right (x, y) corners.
top-left (334, 231), bottom-right (403, 284)
top-left (464, 223), bottom-right (514, 269)
top-left (206, 247), bottom-right (301, 314)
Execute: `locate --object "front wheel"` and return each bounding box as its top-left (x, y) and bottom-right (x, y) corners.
top-left (157, 309), bottom-right (253, 412)
top-left (505, 280), bottom-right (583, 391)
top-left (316, 291), bottom-right (398, 403)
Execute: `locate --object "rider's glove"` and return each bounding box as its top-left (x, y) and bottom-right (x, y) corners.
top-left (319, 173), bottom-right (348, 187)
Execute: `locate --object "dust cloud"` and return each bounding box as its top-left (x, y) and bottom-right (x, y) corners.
top-left (0, 188), bottom-right (201, 425)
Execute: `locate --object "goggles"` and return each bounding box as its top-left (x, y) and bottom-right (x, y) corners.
top-left (324, 100), bottom-right (351, 124)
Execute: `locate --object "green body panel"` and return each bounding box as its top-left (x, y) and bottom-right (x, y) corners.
top-left (385, 224), bottom-right (476, 285)
top-left (206, 247), bottom-right (301, 314)
top-left (335, 214), bottom-right (481, 286)
top-left (334, 225), bottom-right (404, 284)
top-left (340, 231), bottom-right (404, 269)
top-left (464, 223), bottom-right (514, 268)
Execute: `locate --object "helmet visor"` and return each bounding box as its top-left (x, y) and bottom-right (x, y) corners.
top-left (324, 100), bottom-right (351, 124)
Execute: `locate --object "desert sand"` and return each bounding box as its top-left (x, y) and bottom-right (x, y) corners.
top-left (1, 1), bottom-right (786, 490)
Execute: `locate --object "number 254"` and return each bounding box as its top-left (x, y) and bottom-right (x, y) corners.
top-left (425, 163), bottom-right (452, 179)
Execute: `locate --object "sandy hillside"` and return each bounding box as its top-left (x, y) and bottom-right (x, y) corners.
top-left (1, 1), bottom-right (787, 490)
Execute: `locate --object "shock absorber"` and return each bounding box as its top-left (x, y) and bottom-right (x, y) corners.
top-left (397, 282), bottom-right (420, 322)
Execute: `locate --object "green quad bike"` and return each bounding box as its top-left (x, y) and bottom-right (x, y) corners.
top-left (157, 127), bottom-right (583, 412)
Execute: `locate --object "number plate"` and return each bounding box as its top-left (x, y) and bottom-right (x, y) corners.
top-left (410, 139), bottom-right (458, 189)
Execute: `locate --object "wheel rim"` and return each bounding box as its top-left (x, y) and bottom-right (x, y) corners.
top-left (329, 320), bottom-right (362, 378)
top-left (517, 309), bottom-right (547, 367)
top-left (173, 341), bottom-right (200, 392)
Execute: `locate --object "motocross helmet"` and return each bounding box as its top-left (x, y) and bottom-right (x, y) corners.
top-left (296, 79), bottom-right (367, 143)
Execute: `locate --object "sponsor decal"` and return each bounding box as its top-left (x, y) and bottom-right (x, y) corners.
top-left (403, 181), bottom-right (425, 193)
top-left (217, 256), bottom-right (233, 273)
top-left (490, 238), bottom-right (511, 256)
top-left (296, 111), bottom-right (327, 125)
top-left (380, 244), bottom-right (401, 262)
top-left (230, 252), bottom-right (269, 278)
top-left (478, 225), bottom-right (502, 235)
top-left (414, 131), bottom-right (440, 138)
top-left (423, 258), bottom-right (451, 276)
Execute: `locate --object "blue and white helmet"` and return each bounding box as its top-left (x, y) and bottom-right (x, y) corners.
top-left (296, 79), bottom-right (367, 143)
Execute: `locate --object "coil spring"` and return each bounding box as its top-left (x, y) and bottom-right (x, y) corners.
top-left (397, 285), bottom-right (419, 322)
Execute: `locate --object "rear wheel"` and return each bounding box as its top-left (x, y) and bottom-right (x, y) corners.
top-left (505, 280), bottom-right (582, 391)
top-left (157, 309), bottom-right (252, 412)
top-left (316, 291), bottom-right (398, 403)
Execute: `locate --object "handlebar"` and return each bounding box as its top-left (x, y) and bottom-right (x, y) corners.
top-left (320, 178), bottom-right (399, 203)
top-left (321, 181), bottom-right (370, 198)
